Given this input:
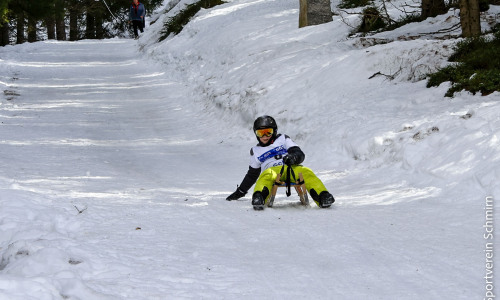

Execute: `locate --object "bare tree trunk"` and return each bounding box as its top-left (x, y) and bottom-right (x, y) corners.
top-left (85, 11), bottom-right (95, 39)
top-left (421, 0), bottom-right (447, 19)
top-left (69, 7), bottom-right (78, 41)
top-left (55, 0), bottom-right (66, 40)
top-left (27, 16), bottom-right (37, 42)
top-left (459, 0), bottom-right (481, 37)
top-left (299, 0), bottom-right (307, 28)
top-left (46, 18), bottom-right (56, 39)
top-left (45, 1), bottom-right (57, 39)
top-left (56, 18), bottom-right (66, 40)
top-left (16, 11), bottom-right (24, 44)
top-left (299, 0), bottom-right (332, 28)
top-left (95, 10), bottom-right (103, 39)
top-left (0, 22), bottom-right (9, 46)
top-left (45, 10), bottom-right (56, 40)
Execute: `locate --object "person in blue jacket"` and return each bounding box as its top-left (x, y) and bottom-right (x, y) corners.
top-left (129, 0), bottom-right (146, 39)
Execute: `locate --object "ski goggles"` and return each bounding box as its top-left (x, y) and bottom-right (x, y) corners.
top-left (255, 128), bottom-right (274, 138)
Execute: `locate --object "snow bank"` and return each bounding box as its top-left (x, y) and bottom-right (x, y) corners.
top-left (141, 0), bottom-right (500, 199)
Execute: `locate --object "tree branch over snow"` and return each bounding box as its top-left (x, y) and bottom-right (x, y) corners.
top-left (73, 205), bottom-right (87, 214)
top-left (369, 67), bottom-right (403, 80)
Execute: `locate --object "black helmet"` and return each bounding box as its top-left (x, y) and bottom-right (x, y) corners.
top-left (253, 115), bottom-right (278, 145)
top-left (253, 115), bottom-right (278, 132)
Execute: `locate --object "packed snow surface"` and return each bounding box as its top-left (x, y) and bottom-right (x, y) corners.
top-left (1, 0), bottom-right (499, 299)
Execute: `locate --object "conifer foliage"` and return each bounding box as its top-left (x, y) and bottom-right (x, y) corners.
top-left (0, 0), bottom-right (163, 45)
top-left (427, 29), bottom-right (500, 97)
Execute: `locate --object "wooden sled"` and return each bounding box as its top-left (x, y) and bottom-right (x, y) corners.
top-left (267, 172), bottom-right (309, 207)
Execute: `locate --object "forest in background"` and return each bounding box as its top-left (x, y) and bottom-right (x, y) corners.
top-left (0, 0), bottom-right (498, 46)
top-left (0, 0), bottom-right (164, 45)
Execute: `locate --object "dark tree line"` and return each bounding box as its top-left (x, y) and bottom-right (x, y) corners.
top-left (0, 0), bottom-right (490, 47)
top-left (0, 0), bottom-right (162, 46)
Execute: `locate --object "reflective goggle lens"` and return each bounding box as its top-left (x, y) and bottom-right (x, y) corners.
top-left (255, 128), bottom-right (274, 138)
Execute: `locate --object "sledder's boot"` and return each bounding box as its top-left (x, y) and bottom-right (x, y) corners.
top-left (252, 192), bottom-right (265, 210)
top-left (310, 189), bottom-right (335, 208)
top-left (319, 191), bottom-right (335, 208)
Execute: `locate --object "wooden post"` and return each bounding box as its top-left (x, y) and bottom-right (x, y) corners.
top-left (299, 0), bottom-right (308, 28)
top-left (299, 0), bottom-right (333, 28)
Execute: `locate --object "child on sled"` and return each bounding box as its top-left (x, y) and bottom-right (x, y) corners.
top-left (226, 115), bottom-right (335, 210)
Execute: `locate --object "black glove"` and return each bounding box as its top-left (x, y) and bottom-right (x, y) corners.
top-left (226, 187), bottom-right (246, 201)
top-left (283, 154), bottom-right (298, 166)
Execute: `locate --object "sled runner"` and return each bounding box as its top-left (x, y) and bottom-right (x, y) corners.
top-left (267, 170), bottom-right (309, 208)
